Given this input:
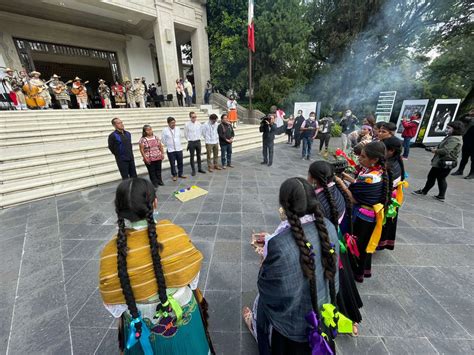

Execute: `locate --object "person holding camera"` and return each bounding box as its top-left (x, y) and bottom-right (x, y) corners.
top-left (260, 114), bottom-right (277, 166)
top-left (318, 115), bottom-right (334, 153)
top-left (412, 121), bottom-right (464, 201)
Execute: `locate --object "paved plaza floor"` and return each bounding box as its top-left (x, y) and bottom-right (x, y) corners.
top-left (1, 139), bottom-right (473, 355)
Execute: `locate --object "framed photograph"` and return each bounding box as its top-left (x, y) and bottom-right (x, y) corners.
top-left (395, 99), bottom-right (429, 139)
top-left (422, 99), bottom-right (461, 144)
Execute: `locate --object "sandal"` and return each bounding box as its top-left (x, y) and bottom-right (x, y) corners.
top-left (352, 322), bottom-right (359, 337)
top-left (242, 306), bottom-right (254, 333)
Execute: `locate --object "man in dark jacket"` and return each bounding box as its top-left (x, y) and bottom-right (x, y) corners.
top-left (340, 110), bottom-right (358, 151)
top-left (293, 110), bottom-right (305, 148)
top-left (259, 114), bottom-right (277, 166)
top-left (217, 113), bottom-right (235, 169)
top-left (108, 117), bottom-right (137, 179)
top-left (452, 109), bottom-right (474, 179)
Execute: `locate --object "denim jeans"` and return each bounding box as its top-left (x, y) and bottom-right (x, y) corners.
top-left (167, 150), bottom-right (184, 177)
top-left (402, 137), bottom-right (412, 158)
top-left (221, 144), bottom-right (232, 166)
top-left (302, 137), bottom-right (313, 159)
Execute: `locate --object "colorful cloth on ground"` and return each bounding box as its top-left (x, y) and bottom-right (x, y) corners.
top-left (99, 220), bottom-right (203, 304)
top-left (174, 186), bottom-right (208, 203)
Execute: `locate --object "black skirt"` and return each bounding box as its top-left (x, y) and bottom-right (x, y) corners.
top-left (377, 214), bottom-right (398, 251)
top-left (337, 251), bottom-right (363, 323)
top-left (350, 217), bottom-right (375, 282)
top-left (270, 329), bottom-right (311, 355)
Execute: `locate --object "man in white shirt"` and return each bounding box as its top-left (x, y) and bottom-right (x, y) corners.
top-left (201, 113), bottom-right (221, 172)
top-left (183, 78), bottom-right (193, 107)
top-left (161, 117), bottom-right (187, 181)
top-left (184, 111), bottom-right (206, 176)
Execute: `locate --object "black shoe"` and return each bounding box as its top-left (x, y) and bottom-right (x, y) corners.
top-left (260, 162), bottom-right (268, 165)
top-left (198, 169), bottom-right (206, 174)
top-left (412, 189), bottom-right (426, 196)
top-left (464, 174), bottom-right (474, 180)
top-left (433, 195), bottom-right (445, 202)
top-left (191, 171), bottom-right (196, 176)
top-left (268, 163), bottom-right (272, 167)
top-left (451, 171), bottom-right (463, 176)
top-left (158, 181), bottom-right (164, 186)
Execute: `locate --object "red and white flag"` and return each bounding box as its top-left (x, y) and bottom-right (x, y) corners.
top-left (248, 0), bottom-right (255, 52)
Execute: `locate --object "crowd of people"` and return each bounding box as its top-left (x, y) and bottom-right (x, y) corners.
top-left (1, 67), bottom-right (211, 110)
top-left (98, 105), bottom-right (473, 354)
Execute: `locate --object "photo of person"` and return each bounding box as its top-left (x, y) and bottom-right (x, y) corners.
top-left (422, 99), bottom-right (461, 144)
top-left (395, 100), bottom-right (429, 138)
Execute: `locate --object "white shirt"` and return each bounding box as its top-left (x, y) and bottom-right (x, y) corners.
top-left (227, 100), bottom-right (237, 110)
top-left (201, 121), bottom-right (219, 144)
top-left (161, 126), bottom-right (183, 152)
top-left (184, 121), bottom-right (202, 141)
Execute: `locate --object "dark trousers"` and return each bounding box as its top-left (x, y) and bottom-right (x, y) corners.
top-left (167, 150), bottom-right (184, 177)
top-left (185, 95), bottom-right (192, 107)
top-left (294, 130), bottom-right (301, 147)
top-left (262, 139), bottom-right (274, 164)
top-left (422, 167), bottom-right (451, 198)
top-left (145, 160), bottom-right (162, 186)
top-left (220, 144), bottom-right (232, 166)
top-left (457, 146), bottom-right (474, 175)
top-left (204, 92), bottom-right (211, 104)
top-left (116, 159), bottom-right (137, 180)
top-left (286, 129), bottom-right (293, 143)
top-left (402, 137), bottom-right (413, 158)
top-left (177, 93), bottom-right (183, 106)
top-left (188, 140), bottom-right (202, 172)
top-left (319, 132), bottom-right (331, 151)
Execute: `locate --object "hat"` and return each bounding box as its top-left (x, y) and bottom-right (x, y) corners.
top-left (74, 77), bottom-right (82, 81)
top-left (30, 71), bottom-right (41, 76)
top-left (134, 77), bottom-right (141, 80)
top-left (52, 74), bottom-right (60, 79)
top-left (123, 77), bottom-right (130, 83)
top-left (4, 67), bottom-right (13, 73)
top-left (99, 79), bottom-right (105, 83)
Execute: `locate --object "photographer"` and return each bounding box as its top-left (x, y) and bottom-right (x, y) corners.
top-left (318, 115), bottom-right (334, 153)
top-left (259, 114), bottom-right (277, 166)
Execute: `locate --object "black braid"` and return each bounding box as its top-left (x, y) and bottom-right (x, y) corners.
top-left (145, 207), bottom-right (169, 311)
top-left (312, 204), bottom-right (337, 306)
top-left (398, 155), bottom-right (406, 181)
top-left (322, 183), bottom-right (339, 228)
top-left (335, 178), bottom-right (353, 235)
top-left (116, 217), bottom-right (142, 337)
top-left (285, 210), bottom-right (318, 311)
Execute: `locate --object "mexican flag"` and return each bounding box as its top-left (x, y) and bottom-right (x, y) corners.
top-left (248, 0), bottom-right (255, 52)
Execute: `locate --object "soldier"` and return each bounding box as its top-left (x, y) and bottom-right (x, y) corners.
top-left (133, 77), bottom-right (146, 108)
top-left (111, 80), bottom-right (126, 107)
top-left (124, 78), bottom-right (135, 108)
top-left (71, 77), bottom-right (89, 109)
top-left (98, 79), bottom-right (112, 109)
top-left (2, 68), bottom-right (27, 110)
top-left (29, 71), bottom-right (51, 109)
top-left (49, 74), bottom-right (70, 109)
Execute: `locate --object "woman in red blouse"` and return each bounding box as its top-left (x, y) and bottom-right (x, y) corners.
top-left (139, 125), bottom-right (165, 187)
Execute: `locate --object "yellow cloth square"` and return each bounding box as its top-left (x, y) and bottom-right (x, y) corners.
top-left (174, 186), bottom-right (208, 202)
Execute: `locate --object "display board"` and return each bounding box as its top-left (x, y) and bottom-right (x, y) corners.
top-left (294, 102), bottom-right (317, 120)
top-left (422, 99), bottom-right (461, 144)
top-left (395, 99), bottom-right (429, 139)
top-left (375, 91), bottom-right (397, 122)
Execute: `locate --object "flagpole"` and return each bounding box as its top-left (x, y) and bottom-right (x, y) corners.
top-left (249, 47), bottom-right (253, 120)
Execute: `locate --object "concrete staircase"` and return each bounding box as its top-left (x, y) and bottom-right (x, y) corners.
top-left (0, 107), bottom-right (284, 208)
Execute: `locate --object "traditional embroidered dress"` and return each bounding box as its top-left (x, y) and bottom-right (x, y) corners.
top-left (348, 166), bottom-right (385, 282)
top-left (99, 219), bottom-right (211, 354)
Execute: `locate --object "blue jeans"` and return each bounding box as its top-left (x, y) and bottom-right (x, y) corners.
top-left (403, 137), bottom-right (412, 158)
top-left (221, 144), bottom-right (232, 166)
top-left (302, 136), bottom-right (313, 159)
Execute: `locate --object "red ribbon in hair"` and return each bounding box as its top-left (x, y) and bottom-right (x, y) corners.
top-left (344, 233), bottom-right (360, 258)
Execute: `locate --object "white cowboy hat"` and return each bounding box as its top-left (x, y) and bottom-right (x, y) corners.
top-left (4, 67), bottom-right (14, 73)
top-left (30, 71), bottom-right (41, 76)
top-left (74, 77), bottom-right (82, 81)
top-left (52, 74), bottom-right (60, 78)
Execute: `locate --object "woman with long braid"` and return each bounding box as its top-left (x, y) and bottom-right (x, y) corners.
top-left (338, 141), bottom-right (391, 282)
top-left (308, 161), bottom-right (363, 336)
top-left (243, 177), bottom-right (340, 354)
top-left (98, 178), bottom-right (213, 354)
top-left (377, 137), bottom-right (406, 250)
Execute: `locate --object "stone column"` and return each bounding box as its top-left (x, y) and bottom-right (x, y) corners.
top-left (153, 8), bottom-right (180, 104)
top-left (190, 23), bottom-right (210, 106)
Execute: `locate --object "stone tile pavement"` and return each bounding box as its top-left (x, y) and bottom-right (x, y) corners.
top-left (1, 139), bottom-right (473, 354)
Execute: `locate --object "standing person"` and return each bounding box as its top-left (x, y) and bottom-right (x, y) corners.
top-left (133, 77), bottom-right (146, 108)
top-left (242, 177), bottom-right (339, 354)
top-left (139, 125), bottom-right (164, 187)
top-left (98, 79), bottom-right (112, 109)
top-left (185, 111), bottom-right (206, 176)
top-left (259, 114), bottom-right (277, 167)
top-left (2, 68), bottom-right (28, 110)
top-left (72, 77), bottom-right (89, 109)
top-left (286, 114), bottom-right (295, 144)
top-left (98, 178), bottom-right (213, 355)
top-left (293, 110), bottom-right (305, 148)
top-left (377, 122), bottom-right (397, 141)
top-left (318, 115), bottom-right (334, 153)
top-left (218, 114), bottom-right (235, 169)
top-left (204, 80), bottom-right (212, 104)
top-left (227, 95), bottom-right (238, 128)
top-left (29, 71), bottom-right (51, 109)
top-left (183, 78), bottom-right (193, 107)
top-left (338, 141), bottom-right (391, 282)
top-left (176, 79), bottom-right (184, 107)
top-left (162, 117), bottom-right (187, 182)
top-left (452, 110), bottom-right (474, 179)
top-left (300, 112), bottom-right (319, 160)
top-left (108, 118), bottom-right (137, 180)
top-left (340, 110), bottom-right (358, 151)
top-left (49, 74), bottom-right (70, 110)
top-left (111, 81), bottom-right (126, 108)
top-left (413, 121), bottom-right (464, 201)
top-left (202, 114), bottom-right (221, 172)
top-left (124, 78), bottom-right (135, 108)
top-left (401, 112), bottom-right (421, 160)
